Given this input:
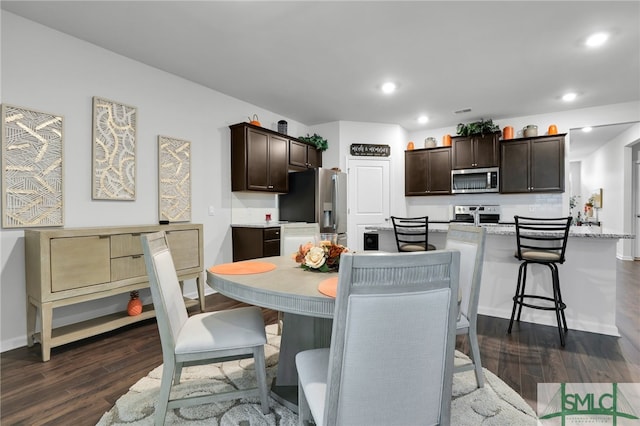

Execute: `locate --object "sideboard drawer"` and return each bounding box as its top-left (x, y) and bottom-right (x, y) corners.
top-left (111, 233), bottom-right (145, 258)
top-left (50, 236), bottom-right (111, 292)
top-left (111, 255), bottom-right (146, 281)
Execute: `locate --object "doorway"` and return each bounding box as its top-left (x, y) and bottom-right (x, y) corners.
top-left (347, 158), bottom-right (390, 251)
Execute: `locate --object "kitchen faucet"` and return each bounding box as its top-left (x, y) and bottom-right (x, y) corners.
top-left (472, 206), bottom-right (481, 227)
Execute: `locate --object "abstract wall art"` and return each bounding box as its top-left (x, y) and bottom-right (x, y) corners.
top-left (1, 104), bottom-right (64, 228)
top-left (158, 135), bottom-right (191, 222)
top-left (92, 97), bottom-right (137, 200)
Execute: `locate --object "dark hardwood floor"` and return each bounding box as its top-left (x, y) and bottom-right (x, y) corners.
top-left (2, 260), bottom-right (638, 425)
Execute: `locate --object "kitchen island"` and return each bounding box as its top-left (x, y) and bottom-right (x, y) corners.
top-left (365, 223), bottom-right (633, 336)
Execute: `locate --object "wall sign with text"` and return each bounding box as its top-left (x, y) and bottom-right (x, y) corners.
top-left (350, 144), bottom-right (390, 157)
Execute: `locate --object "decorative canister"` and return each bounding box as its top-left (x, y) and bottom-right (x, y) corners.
top-left (424, 137), bottom-right (437, 148)
top-left (548, 124), bottom-right (558, 135)
top-left (503, 126), bottom-right (514, 140)
top-left (443, 134), bottom-right (452, 146)
top-left (278, 120), bottom-right (288, 134)
top-left (523, 125), bottom-right (538, 137)
top-left (407, 141), bottom-right (415, 150)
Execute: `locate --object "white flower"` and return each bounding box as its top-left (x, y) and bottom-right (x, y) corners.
top-left (304, 246), bottom-right (326, 269)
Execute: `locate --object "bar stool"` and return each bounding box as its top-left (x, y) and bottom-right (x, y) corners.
top-left (507, 216), bottom-right (572, 346)
top-left (390, 216), bottom-right (437, 252)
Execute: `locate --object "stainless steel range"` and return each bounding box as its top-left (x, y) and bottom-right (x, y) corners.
top-left (452, 205), bottom-right (501, 225)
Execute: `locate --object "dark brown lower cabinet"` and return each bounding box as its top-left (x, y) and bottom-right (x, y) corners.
top-left (500, 134), bottom-right (565, 193)
top-left (232, 226), bottom-right (281, 261)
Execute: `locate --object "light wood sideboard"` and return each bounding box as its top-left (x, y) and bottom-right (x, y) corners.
top-left (24, 223), bottom-right (205, 361)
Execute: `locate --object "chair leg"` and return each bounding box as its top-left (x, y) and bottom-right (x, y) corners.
top-left (298, 377), bottom-right (312, 426)
top-left (253, 346), bottom-right (270, 414)
top-left (549, 264), bottom-right (566, 347)
top-left (552, 263), bottom-right (569, 332)
top-left (468, 327), bottom-right (484, 388)
top-left (155, 362), bottom-right (175, 426)
top-left (174, 362), bottom-right (183, 385)
top-left (516, 262), bottom-right (529, 322)
top-left (277, 311), bottom-right (283, 336)
top-left (508, 262), bottom-right (526, 333)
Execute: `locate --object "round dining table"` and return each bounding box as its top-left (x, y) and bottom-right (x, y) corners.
top-left (207, 255), bottom-right (338, 411)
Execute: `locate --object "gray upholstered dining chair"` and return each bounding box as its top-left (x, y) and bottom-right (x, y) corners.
top-left (141, 231), bottom-right (269, 425)
top-left (295, 250), bottom-right (460, 426)
top-left (278, 223), bottom-right (321, 334)
top-left (445, 224), bottom-right (487, 388)
top-left (391, 215), bottom-right (437, 251)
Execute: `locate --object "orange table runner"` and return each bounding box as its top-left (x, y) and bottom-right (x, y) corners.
top-left (317, 276), bottom-right (339, 298)
top-left (209, 261), bottom-right (277, 275)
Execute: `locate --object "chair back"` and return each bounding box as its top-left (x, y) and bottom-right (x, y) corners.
top-left (141, 231), bottom-right (189, 360)
top-left (445, 225), bottom-right (486, 320)
top-left (390, 215), bottom-right (429, 251)
top-left (325, 250), bottom-right (460, 426)
top-left (514, 216), bottom-right (572, 263)
top-left (280, 223), bottom-right (320, 256)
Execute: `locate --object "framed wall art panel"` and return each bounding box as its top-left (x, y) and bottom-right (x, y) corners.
top-left (1, 104), bottom-right (64, 228)
top-left (92, 97), bottom-right (137, 200)
top-left (158, 135), bottom-right (191, 222)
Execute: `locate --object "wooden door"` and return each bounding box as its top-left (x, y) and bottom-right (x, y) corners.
top-left (530, 137), bottom-right (564, 192)
top-left (348, 158), bottom-right (390, 251)
top-left (246, 128), bottom-right (270, 190)
top-left (289, 140), bottom-right (308, 169)
top-left (474, 133), bottom-right (500, 168)
top-left (405, 150), bottom-right (429, 195)
top-left (269, 134), bottom-right (289, 192)
top-left (427, 148), bottom-right (452, 194)
top-left (500, 140), bottom-right (530, 193)
top-left (451, 136), bottom-right (474, 169)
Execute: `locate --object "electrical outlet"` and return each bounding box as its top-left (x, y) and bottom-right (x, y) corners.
top-left (208, 206), bottom-right (215, 216)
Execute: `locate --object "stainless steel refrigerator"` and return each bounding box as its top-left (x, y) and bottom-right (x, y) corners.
top-left (278, 168), bottom-right (347, 244)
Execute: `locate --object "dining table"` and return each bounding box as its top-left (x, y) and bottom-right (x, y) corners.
top-left (206, 255), bottom-right (338, 411)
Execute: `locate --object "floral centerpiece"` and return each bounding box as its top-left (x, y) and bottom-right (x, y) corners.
top-left (293, 239), bottom-right (349, 272)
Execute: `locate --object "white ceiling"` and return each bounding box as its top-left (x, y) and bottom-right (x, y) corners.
top-left (3, 1), bottom-right (639, 157)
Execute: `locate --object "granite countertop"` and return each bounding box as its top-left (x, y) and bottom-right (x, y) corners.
top-left (365, 223), bottom-right (634, 239)
top-left (231, 221), bottom-right (290, 228)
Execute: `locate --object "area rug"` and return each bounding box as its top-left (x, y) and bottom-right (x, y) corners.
top-left (97, 325), bottom-right (538, 425)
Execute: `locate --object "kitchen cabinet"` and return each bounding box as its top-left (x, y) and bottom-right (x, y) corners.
top-left (232, 226), bottom-right (281, 261)
top-left (24, 223), bottom-right (204, 361)
top-left (405, 147), bottom-right (451, 196)
top-left (500, 134), bottom-right (565, 193)
top-left (451, 132), bottom-right (500, 169)
top-left (231, 123), bottom-right (289, 193)
top-left (289, 139), bottom-right (322, 170)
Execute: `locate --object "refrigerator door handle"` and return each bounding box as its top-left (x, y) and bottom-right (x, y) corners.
top-left (332, 174), bottom-right (339, 231)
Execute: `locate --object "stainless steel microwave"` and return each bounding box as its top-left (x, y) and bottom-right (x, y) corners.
top-left (451, 167), bottom-right (499, 194)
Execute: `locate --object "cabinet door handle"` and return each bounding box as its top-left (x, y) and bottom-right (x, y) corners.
top-left (268, 185), bottom-right (274, 189)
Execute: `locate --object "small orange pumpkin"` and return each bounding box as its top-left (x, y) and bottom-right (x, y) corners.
top-left (127, 291), bottom-right (143, 316)
top-left (248, 114), bottom-right (261, 126)
top-left (407, 141), bottom-right (415, 150)
top-left (548, 124), bottom-right (558, 135)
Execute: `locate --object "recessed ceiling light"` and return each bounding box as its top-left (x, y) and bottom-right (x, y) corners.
top-left (417, 115), bottom-right (429, 124)
top-left (585, 32), bottom-right (609, 48)
top-left (582, 127), bottom-right (593, 133)
top-left (381, 82), bottom-right (397, 94)
top-left (562, 92), bottom-right (577, 102)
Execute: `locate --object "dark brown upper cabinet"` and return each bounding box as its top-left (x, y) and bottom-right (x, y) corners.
top-left (451, 132), bottom-right (500, 169)
top-left (405, 147), bottom-right (451, 196)
top-left (500, 134), bottom-right (565, 193)
top-left (230, 123), bottom-right (289, 193)
top-left (289, 139), bottom-right (322, 171)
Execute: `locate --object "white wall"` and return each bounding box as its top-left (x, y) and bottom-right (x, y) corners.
top-left (0, 12), bottom-right (309, 352)
top-left (580, 123), bottom-right (640, 259)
